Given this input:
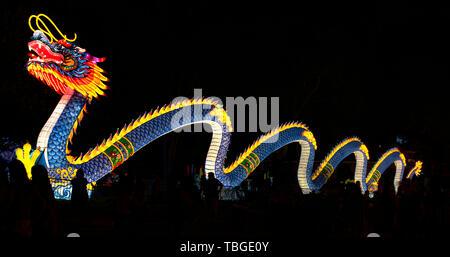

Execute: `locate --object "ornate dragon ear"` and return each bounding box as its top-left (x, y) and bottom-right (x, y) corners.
top-left (28, 13), bottom-right (77, 43)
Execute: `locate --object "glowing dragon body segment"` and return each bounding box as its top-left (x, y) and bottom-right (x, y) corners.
top-left (296, 139), bottom-right (316, 194)
top-left (303, 138), bottom-right (369, 193)
top-left (77, 153), bottom-right (112, 182)
top-left (365, 148), bottom-right (406, 193)
top-left (38, 90), bottom-right (87, 168)
top-left (103, 144), bottom-right (125, 169)
top-left (221, 125), bottom-right (312, 188)
top-left (36, 88), bottom-right (75, 153)
top-left (39, 97), bottom-right (235, 186)
top-left (245, 126), bottom-right (306, 177)
top-left (118, 137), bottom-right (134, 158)
top-left (119, 103), bottom-right (232, 172)
top-left (114, 139), bottom-right (130, 160)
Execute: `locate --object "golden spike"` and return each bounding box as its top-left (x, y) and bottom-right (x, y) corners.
top-left (106, 135), bottom-right (113, 145)
top-left (68, 132), bottom-right (73, 145)
top-left (112, 133), bottom-right (119, 142)
top-left (100, 139), bottom-right (107, 148)
top-left (126, 122), bottom-right (134, 132)
top-left (78, 112), bottom-right (85, 124)
top-left (173, 101), bottom-right (181, 109)
top-left (131, 119), bottom-right (137, 129)
top-left (119, 126), bottom-right (127, 138)
top-left (137, 114), bottom-right (144, 123)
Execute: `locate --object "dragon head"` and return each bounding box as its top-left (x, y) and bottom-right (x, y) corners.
top-left (27, 29), bottom-right (108, 100)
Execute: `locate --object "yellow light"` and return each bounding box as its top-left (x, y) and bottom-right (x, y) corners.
top-left (312, 138), bottom-right (361, 180)
top-left (67, 99), bottom-right (227, 165)
top-left (415, 161), bottom-right (423, 176)
top-left (302, 130), bottom-right (317, 150)
top-left (407, 160), bottom-right (423, 178)
top-left (399, 153), bottom-right (406, 166)
top-left (359, 144), bottom-right (369, 160)
top-left (28, 62), bottom-right (108, 99)
top-left (56, 166), bottom-right (77, 180)
top-left (209, 107), bottom-right (233, 131)
top-left (28, 14), bottom-right (77, 43)
top-left (224, 122), bottom-right (309, 174)
top-left (15, 143), bottom-right (41, 179)
top-left (368, 181), bottom-right (378, 192)
top-left (365, 148), bottom-right (402, 184)
top-left (86, 181), bottom-right (97, 191)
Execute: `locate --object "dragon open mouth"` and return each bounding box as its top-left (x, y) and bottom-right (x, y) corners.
top-left (28, 40), bottom-right (64, 64)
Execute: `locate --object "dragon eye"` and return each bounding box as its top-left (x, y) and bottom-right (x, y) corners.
top-left (60, 52), bottom-right (78, 71)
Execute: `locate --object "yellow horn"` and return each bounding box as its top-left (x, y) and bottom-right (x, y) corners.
top-left (28, 13), bottom-right (77, 43)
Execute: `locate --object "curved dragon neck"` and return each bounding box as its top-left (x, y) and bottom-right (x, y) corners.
top-left (37, 88), bottom-right (87, 168)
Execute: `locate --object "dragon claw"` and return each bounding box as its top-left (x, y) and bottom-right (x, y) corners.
top-left (15, 143), bottom-right (41, 179)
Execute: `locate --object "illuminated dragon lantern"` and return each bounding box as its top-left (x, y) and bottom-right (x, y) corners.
top-left (17, 14), bottom-right (422, 199)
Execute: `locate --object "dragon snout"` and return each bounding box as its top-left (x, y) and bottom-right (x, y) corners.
top-left (28, 39), bottom-right (63, 64)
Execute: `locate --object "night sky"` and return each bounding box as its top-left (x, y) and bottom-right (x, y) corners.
top-left (1, 2), bottom-right (449, 180)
